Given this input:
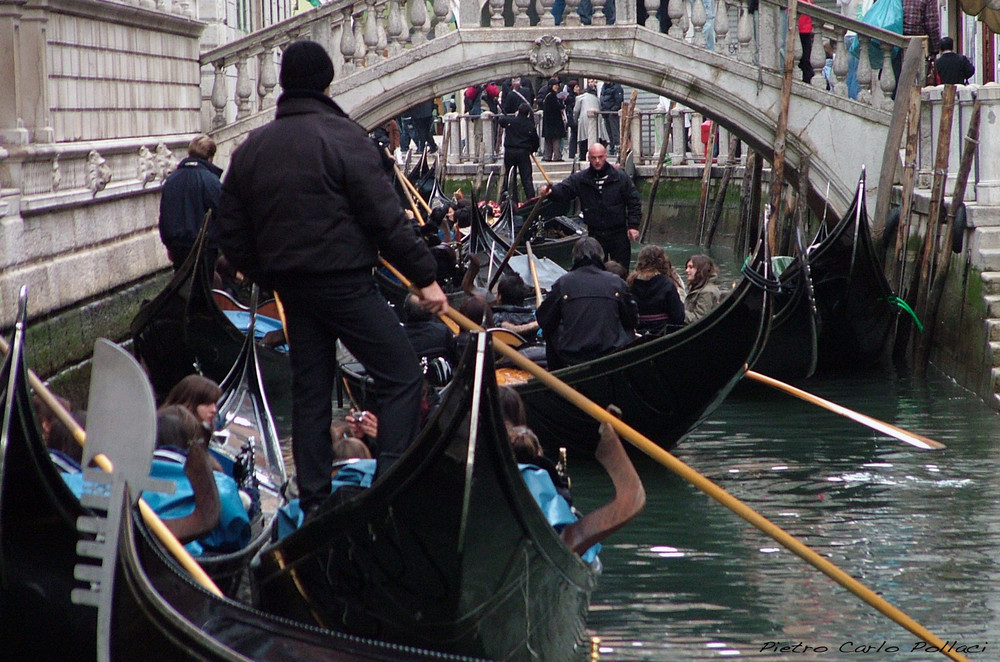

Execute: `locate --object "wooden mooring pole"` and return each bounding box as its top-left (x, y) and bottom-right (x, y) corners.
top-left (767, 0), bottom-right (798, 254)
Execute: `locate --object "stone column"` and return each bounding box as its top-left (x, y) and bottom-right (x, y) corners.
top-left (948, 85), bottom-right (975, 199)
top-left (1, 1), bottom-right (31, 144)
top-left (917, 85), bottom-right (934, 189)
top-left (974, 83), bottom-right (1000, 205)
top-left (481, 111), bottom-right (496, 162)
top-left (444, 112), bottom-right (462, 162)
top-left (670, 106), bottom-right (686, 164)
top-left (630, 112), bottom-right (642, 162)
top-left (690, 111), bottom-right (704, 161)
top-left (18, 1), bottom-right (53, 142)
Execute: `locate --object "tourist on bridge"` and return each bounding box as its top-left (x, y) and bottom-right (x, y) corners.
top-left (496, 102), bottom-right (540, 201)
top-left (892, 0), bottom-right (940, 94)
top-left (599, 80), bottom-right (624, 156)
top-left (158, 134), bottom-right (222, 270)
top-left (536, 237), bottom-right (637, 369)
top-left (540, 142), bottom-right (641, 269)
top-left (408, 99), bottom-right (437, 153)
top-left (541, 77), bottom-right (567, 162)
top-left (502, 77), bottom-right (534, 115)
top-left (936, 37), bottom-right (975, 84)
top-left (216, 40), bottom-right (449, 519)
top-left (572, 80), bottom-right (603, 161)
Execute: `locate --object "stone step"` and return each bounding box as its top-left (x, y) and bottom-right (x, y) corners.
top-left (992, 367), bottom-right (1000, 392)
top-left (966, 205), bottom-right (1000, 228)
top-left (969, 227), bottom-right (1000, 251)
top-left (982, 273), bottom-right (1000, 296)
top-left (991, 341), bottom-right (1000, 364)
top-left (987, 295), bottom-right (1000, 318)
top-left (973, 249), bottom-right (1000, 272)
top-left (988, 319), bottom-right (1000, 342)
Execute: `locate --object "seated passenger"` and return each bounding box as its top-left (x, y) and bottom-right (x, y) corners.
top-left (535, 237), bottom-right (638, 369)
top-left (35, 393), bottom-right (85, 471)
top-left (627, 245), bottom-right (685, 335)
top-left (162, 374), bottom-right (223, 430)
top-left (493, 273), bottom-right (539, 338)
top-left (684, 254), bottom-right (722, 324)
top-left (603, 259), bottom-right (628, 281)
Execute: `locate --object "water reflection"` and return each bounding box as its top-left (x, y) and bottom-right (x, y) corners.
top-left (573, 368), bottom-right (1000, 661)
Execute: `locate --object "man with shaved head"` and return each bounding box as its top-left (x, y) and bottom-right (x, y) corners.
top-left (540, 142), bottom-right (641, 269)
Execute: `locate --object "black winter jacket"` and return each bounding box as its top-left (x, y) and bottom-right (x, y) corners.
top-left (497, 114), bottom-right (539, 152)
top-left (216, 91), bottom-right (437, 290)
top-left (629, 273), bottom-right (685, 334)
top-left (547, 164), bottom-right (641, 235)
top-left (158, 157), bottom-right (223, 251)
top-left (535, 261), bottom-right (637, 367)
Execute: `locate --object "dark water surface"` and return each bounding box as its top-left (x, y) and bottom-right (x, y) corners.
top-left (570, 367), bottom-right (999, 661)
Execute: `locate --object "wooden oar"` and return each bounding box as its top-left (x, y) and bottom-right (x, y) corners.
top-left (379, 261), bottom-right (966, 662)
top-left (388, 149), bottom-right (431, 222)
top-left (486, 192), bottom-right (549, 292)
top-left (0, 334), bottom-right (225, 597)
top-left (745, 370), bottom-right (945, 450)
top-left (525, 240), bottom-right (544, 303)
top-left (530, 153), bottom-right (554, 187)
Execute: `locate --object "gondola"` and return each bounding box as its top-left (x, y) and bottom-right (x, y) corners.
top-left (511, 241), bottom-right (772, 456)
top-left (129, 217), bottom-right (293, 409)
top-left (745, 237), bottom-right (820, 382)
top-left (807, 170), bottom-right (897, 372)
top-left (0, 291), bottom-right (98, 660)
top-left (255, 333), bottom-right (600, 661)
top-left (495, 193), bottom-right (584, 267)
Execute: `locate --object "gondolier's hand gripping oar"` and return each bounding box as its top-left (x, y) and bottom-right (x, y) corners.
top-left (745, 370), bottom-right (945, 450)
top-left (377, 259), bottom-right (969, 662)
top-left (0, 335), bottom-right (226, 598)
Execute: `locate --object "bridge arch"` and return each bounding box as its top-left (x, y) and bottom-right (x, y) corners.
top-left (328, 26), bottom-right (891, 214)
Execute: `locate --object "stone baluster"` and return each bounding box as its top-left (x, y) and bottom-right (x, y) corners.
top-left (258, 44), bottom-right (279, 109)
top-left (513, 0), bottom-right (530, 26)
top-left (539, 0), bottom-right (556, 26)
top-left (409, 0), bottom-right (429, 44)
top-left (433, 0), bottom-right (452, 36)
top-left (481, 111), bottom-right (496, 161)
top-left (386, 0), bottom-right (406, 53)
top-left (832, 27), bottom-right (849, 97)
top-left (975, 83), bottom-right (1000, 205)
top-left (679, 0), bottom-right (690, 35)
top-left (445, 113), bottom-right (462, 163)
top-left (376, 12), bottom-right (389, 56)
top-left (856, 35), bottom-right (872, 105)
top-left (810, 25), bottom-right (826, 90)
top-left (917, 86), bottom-right (932, 188)
top-left (644, 0), bottom-right (659, 30)
top-left (488, 0), bottom-right (505, 26)
top-left (210, 61), bottom-right (228, 130)
top-left (564, 0), bottom-right (581, 25)
top-left (737, 0), bottom-right (753, 63)
top-left (877, 41), bottom-right (895, 110)
top-left (353, 8), bottom-right (368, 68)
top-left (462, 115), bottom-right (474, 159)
top-left (592, 0), bottom-right (606, 25)
top-left (667, 0), bottom-right (684, 37)
top-left (690, 111), bottom-right (704, 160)
top-left (340, 9), bottom-right (357, 74)
top-left (234, 56), bottom-right (253, 120)
top-left (717, 125), bottom-right (730, 165)
top-left (363, 0), bottom-right (380, 62)
top-left (670, 106), bottom-right (686, 164)
top-left (690, 0), bottom-right (707, 47)
top-left (714, 0), bottom-right (728, 54)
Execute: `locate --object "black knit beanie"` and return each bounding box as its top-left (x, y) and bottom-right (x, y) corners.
top-left (280, 41), bottom-right (334, 92)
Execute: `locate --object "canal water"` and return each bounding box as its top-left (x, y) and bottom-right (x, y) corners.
top-left (572, 363), bottom-right (999, 661)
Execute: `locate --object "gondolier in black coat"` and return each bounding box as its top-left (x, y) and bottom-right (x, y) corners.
top-left (158, 135), bottom-right (223, 270)
top-left (216, 40), bottom-right (449, 516)
top-left (540, 142), bottom-right (641, 269)
top-left (496, 102), bottom-right (539, 201)
top-left (536, 237), bottom-right (637, 369)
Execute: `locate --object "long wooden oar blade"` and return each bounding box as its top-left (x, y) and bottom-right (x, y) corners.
top-left (381, 258), bottom-right (968, 661)
top-left (745, 370), bottom-right (945, 450)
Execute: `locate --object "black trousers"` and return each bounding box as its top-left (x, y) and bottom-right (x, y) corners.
top-left (593, 229), bottom-right (632, 270)
top-left (504, 148), bottom-right (535, 201)
top-left (276, 276), bottom-right (424, 511)
top-left (799, 32), bottom-right (815, 84)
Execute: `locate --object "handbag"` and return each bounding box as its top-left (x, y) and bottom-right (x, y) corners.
top-left (847, 0), bottom-right (903, 69)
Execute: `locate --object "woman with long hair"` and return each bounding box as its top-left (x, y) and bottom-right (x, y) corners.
top-left (626, 245), bottom-right (685, 335)
top-left (162, 374), bottom-right (223, 429)
top-left (683, 254), bottom-right (722, 324)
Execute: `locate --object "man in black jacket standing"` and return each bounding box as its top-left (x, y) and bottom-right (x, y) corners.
top-left (216, 40), bottom-right (448, 516)
top-left (496, 103), bottom-right (539, 201)
top-left (540, 142), bottom-right (641, 268)
top-left (158, 135), bottom-right (222, 269)
top-left (936, 37), bottom-right (975, 84)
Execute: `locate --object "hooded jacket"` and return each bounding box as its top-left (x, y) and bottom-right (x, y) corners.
top-left (629, 273), bottom-right (685, 333)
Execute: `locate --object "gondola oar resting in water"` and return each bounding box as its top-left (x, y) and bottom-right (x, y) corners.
top-left (383, 262), bottom-right (969, 662)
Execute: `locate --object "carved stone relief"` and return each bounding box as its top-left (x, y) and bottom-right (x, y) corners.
top-left (528, 36), bottom-right (568, 78)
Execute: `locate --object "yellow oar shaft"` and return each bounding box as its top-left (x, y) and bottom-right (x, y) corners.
top-left (525, 241), bottom-right (543, 304)
top-left (746, 370), bottom-right (945, 450)
top-left (0, 335), bottom-right (225, 597)
top-left (379, 257), bottom-right (968, 662)
top-left (530, 153), bottom-right (554, 186)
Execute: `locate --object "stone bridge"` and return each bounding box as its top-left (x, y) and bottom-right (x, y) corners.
top-left (204, 0), bottom-right (912, 213)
